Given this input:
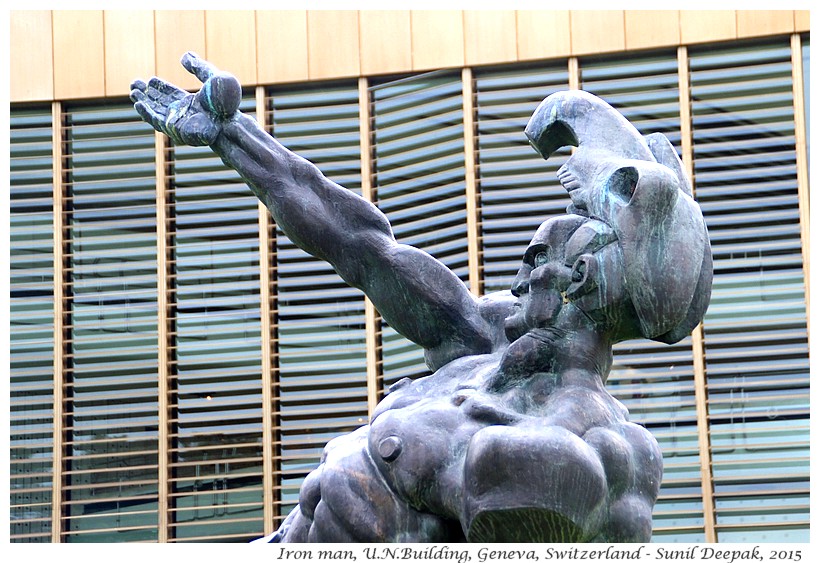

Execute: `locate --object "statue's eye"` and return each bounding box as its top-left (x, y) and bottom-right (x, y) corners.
top-left (534, 251), bottom-right (549, 268)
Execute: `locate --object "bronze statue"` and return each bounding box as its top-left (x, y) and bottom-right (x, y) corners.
top-left (132, 53), bottom-right (712, 543)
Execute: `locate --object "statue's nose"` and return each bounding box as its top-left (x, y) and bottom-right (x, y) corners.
top-left (511, 267), bottom-right (530, 297)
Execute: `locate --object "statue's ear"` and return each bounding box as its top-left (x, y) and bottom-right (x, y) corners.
top-left (644, 132), bottom-right (693, 198)
top-left (610, 163), bottom-right (712, 342)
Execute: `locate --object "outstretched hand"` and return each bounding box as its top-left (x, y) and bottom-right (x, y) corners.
top-left (130, 52), bottom-right (241, 146)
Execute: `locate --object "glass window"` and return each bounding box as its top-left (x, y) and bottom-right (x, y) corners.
top-left (579, 50), bottom-right (707, 542)
top-left (689, 39), bottom-right (809, 543)
top-left (168, 93), bottom-right (267, 542)
top-left (474, 61), bottom-right (571, 294)
top-left (370, 71), bottom-right (468, 389)
top-left (62, 100), bottom-right (160, 542)
top-left (10, 105), bottom-right (55, 543)
top-left (267, 81), bottom-right (369, 522)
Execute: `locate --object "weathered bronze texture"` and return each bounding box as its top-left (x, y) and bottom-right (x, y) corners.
top-left (132, 53), bottom-right (712, 543)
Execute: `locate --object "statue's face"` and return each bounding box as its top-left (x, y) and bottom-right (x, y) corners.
top-left (504, 215), bottom-right (635, 344)
top-left (503, 215), bottom-right (586, 342)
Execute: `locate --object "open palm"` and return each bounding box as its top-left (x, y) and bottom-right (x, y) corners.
top-left (130, 52), bottom-right (241, 146)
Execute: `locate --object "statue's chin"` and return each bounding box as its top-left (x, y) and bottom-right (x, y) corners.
top-left (504, 309), bottom-right (529, 343)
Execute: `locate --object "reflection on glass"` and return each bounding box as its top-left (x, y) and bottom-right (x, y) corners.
top-left (690, 39), bottom-right (809, 542)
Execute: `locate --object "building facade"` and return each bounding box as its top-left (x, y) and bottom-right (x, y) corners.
top-left (9, 10), bottom-right (810, 543)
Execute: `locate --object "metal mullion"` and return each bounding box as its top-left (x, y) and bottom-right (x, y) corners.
top-left (712, 456), bottom-right (809, 470)
top-left (63, 464), bottom-right (159, 476)
top-left (156, 130), bottom-right (177, 542)
top-left (168, 531), bottom-right (263, 542)
top-left (462, 67), bottom-right (483, 298)
top-left (268, 418), bottom-right (364, 432)
top-left (167, 413), bottom-right (263, 426)
top-left (62, 482), bottom-right (159, 496)
top-left (167, 486), bottom-right (265, 499)
top-left (170, 516), bottom-right (263, 529)
top-left (167, 487), bottom-right (264, 500)
top-left (169, 444), bottom-right (262, 456)
top-left (712, 488), bottom-right (810, 499)
top-left (358, 76), bottom-right (383, 416)
top-left (715, 521), bottom-right (810, 531)
top-left (51, 100), bottom-right (71, 544)
top-left (62, 508), bottom-right (160, 522)
top-left (9, 471), bottom-right (53, 482)
top-left (61, 525), bottom-right (160, 536)
top-left (64, 450), bottom-right (158, 462)
top-left (168, 456), bottom-right (264, 469)
top-left (568, 57), bottom-right (580, 91)
top-left (64, 436), bottom-right (147, 448)
top-left (169, 500), bottom-right (263, 512)
top-left (790, 33), bottom-right (810, 338)
top-left (679, 44), bottom-right (717, 544)
top-left (255, 85), bottom-right (278, 536)
top-left (652, 525), bottom-right (708, 534)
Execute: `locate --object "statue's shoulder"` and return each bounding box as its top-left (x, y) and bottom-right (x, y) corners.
top-left (478, 290), bottom-right (516, 313)
top-left (477, 290), bottom-right (517, 346)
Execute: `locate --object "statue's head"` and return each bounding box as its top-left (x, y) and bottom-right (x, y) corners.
top-left (504, 214), bottom-right (642, 345)
top-left (504, 214), bottom-right (588, 343)
top-left (523, 90), bottom-right (713, 344)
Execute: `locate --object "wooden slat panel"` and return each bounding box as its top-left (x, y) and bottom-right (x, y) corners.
top-left (570, 10), bottom-right (625, 55)
top-left (680, 10), bottom-right (737, 45)
top-left (625, 10), bottom-right (680, 50)
top-left (411, 10), bottom-right (464, 71)
top-left (516, 10), bottom-right (571, 61)
top-left (257, 10), bottom-right (309, 84)
top-left (104, 11), bottom-right (155, 97)
top-left (53, 10), bottom-right (105, 99)
top-left (736, 10), bottom-right (795, 38)
top-left (464, 10), bottom-right (517, 66)
top-left (155, 10), bottom-right (206, 92)
top-left (794, 11), bottom-right (809, 32)
top-left (307, 10), bottom-right (360, 80)
top-left (10, 11), bottom-right (54, 102)
top-left (359, 10), bottom-right (412, 76)
top-left (205, 10), bottom-right (257, 84)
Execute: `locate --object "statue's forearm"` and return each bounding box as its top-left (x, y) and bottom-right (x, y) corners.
top-left (206, 112), bottom-right (492, 361)
top-left (210, 112), bottom-right (395, 283)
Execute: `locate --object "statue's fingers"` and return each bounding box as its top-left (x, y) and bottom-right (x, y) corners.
top-left (134, 100), bottom-right (169, 133)
top-left (146, 77), bottom-right (187, 103)
top-left (130, 87), bottom-right (147, 105)
top-left (181, 51), bottom-right (217, 84)
top-left (130, 79), bottom-right (147, 92)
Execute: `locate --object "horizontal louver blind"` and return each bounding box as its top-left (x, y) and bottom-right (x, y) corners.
top-left (474, 63), bottom-right (571, 294)
top-left (690, 39), bottom-right (809, 542)
top-left (268, 83), bottom-right (369, 520)
top-left (63, 101), bottom-right (159, 542)
top-left (580, 51), bottom-right (707, 542)
top-left (168, 94), bottom-right (266, 542)
top-left (10, 106), bottom-right (55, 542)
top-left (371, 71), bottom-right (468, 389)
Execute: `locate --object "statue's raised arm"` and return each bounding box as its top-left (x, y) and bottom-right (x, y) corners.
top-left (132, 53), bottom-right (495, 369)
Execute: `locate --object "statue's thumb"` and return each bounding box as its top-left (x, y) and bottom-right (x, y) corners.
top-left (197, 72), bottom-right (242, 118)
